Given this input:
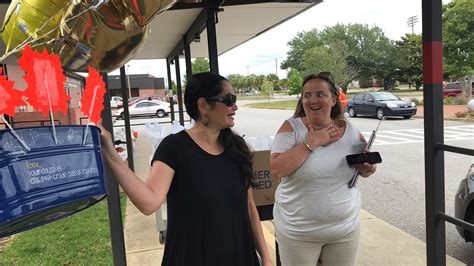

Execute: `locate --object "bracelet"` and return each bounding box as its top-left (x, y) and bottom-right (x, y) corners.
top-left (304, 142), bottom-right (313, 153)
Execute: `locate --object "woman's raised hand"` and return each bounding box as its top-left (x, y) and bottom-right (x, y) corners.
top-left (306, 124), bottom-right (339, 149)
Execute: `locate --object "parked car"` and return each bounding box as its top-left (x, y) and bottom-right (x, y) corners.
top-left (346, 92), bottom-right (417, 120)
top-left (114, 100), bottom-right (170, 119)
top-left (110, 96), bottom-right (123, 108)
top-left (443, 82), bottom-right (474, 97)
top-left (126, 96), bottom-right (165, 107)
top-left (117, 96), bottom-right (140, 109)
top-left (137, 95), bottom-right (164, 102)
top-left (454, 164), bottom-right (474, 242)
top-left (128, 96), bottom-right (141, 103)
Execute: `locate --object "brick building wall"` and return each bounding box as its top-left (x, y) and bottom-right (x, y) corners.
top-left (10, 111), bottom-right (72, 128)
top-left (139, 88), bottom-right (166, 98)
top-left (2, 63), bottom-right (86, 129)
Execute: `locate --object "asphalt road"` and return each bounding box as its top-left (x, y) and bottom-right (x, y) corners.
top-left (118, 103), bottom-right (473, 264)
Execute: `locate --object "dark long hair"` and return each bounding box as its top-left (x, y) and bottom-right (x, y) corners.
top-left (293, 71), bottom-right (344, 122)
top-left (184, 72), bottom-right (256, 188)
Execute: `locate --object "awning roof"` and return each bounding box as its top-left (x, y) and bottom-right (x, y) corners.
top-left (0, 1), bottom-right (320, 63)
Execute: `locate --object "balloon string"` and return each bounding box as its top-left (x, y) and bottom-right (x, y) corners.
top-left (0, 5), bottom-right (94, 62)
top-left (44, 67), bottom-right (58, 145)
top-left (82, 85), bottom-right (99, 146)
top-left (2, 116), bottom-right (31, 152)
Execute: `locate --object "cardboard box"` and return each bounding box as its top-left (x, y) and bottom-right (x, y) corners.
top-left (251, 150), bottom-right (279, 206)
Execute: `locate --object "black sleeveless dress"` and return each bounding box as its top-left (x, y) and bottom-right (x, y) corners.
top-left (152, 131), bottom-right (259, 266)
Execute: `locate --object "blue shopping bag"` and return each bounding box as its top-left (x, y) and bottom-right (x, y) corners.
top-left (0, 125), bottom-right (107, 237)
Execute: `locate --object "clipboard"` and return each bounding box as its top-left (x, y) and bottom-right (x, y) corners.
top-left (348, 118), bottom-right (383, 188)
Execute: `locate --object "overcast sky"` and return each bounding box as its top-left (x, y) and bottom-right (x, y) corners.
top-left (113, 0), bottom-right (450, 83)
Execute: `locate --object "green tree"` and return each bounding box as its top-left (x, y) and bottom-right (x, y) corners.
top-left (170, 81), bottom-right (178, 95)
top-left (247, 75), bottom-right (258, 90)
top-left (183, 57), bottom-right (210, 86)
top-left (281, 30), bottom-right (321, 72)
top-left (284, 24), bottom-right (394, 92)
top-left (192, 57), bottom-right (210, 73)
top-left (266, 73), bottom-right (280, 91)
top-left (393, 34), bottom-right (423, 90)
top-left (266, 73), bottom-right (279, 83)
top-left (261, 78), bottom-right (273, 102)
top-left (227, 73), bottom-right (246, 92)
top-left (443, 0), bottom-right (474, 98)
top-left (255, 75), bottom-right (265, 89)
top-left (279, 78), bottom-right (288, 90)
top-left (301, 45), bottom-right (349, 91)
top-left (287, 69), bottom-right (303, 96)
top-left (341, 24), bottom-right (394, 87)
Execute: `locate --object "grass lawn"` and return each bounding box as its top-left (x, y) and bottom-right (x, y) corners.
top-left (244, 100), bottom-right (297, 109)
top-left (238, 95), bottom-right (275, 101)
top-left (0, 193), bottom-right (127, 265)
top-left (244, 92), bottom-right (423, 110)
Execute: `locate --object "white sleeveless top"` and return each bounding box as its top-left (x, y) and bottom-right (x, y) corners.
top-left (271, 117), bottom-right (366, 241)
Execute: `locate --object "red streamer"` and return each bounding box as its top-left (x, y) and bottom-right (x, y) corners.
top-left (0, 67), bottom-right (25, 117)
top-left (18, 45), bottom-right (70, 117)
top-left (81, 67), bottom-right (106, 123)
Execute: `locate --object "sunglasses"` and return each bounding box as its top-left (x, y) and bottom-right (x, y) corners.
top-left (317, 71), bottom-right (335, 82)
top-left (206, 94), bottom-right (237, 107)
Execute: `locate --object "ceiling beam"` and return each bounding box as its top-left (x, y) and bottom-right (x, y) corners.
top-left (171, 0), bottom-right (320, 10)
top-left (166, 7), bottom-right (214, 61)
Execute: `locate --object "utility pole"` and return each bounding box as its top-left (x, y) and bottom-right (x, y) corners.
top-left (407, 15), bottom-right (418, 34)
top-left (246, 65), bottom-right (249, 76)
top-left (275, 59), bottom-right (278, 77)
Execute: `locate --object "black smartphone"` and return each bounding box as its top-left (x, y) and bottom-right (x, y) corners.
top-left (346, 152), bottom-right (382, 166)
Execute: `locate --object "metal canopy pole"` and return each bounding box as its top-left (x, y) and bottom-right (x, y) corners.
top-left (206, 8), bottom-right (219, 74)
top-left (422, 0), bottom-right (445, 264)
top-left (174, 57), bottom-right (185, 126)
top-left (101, 73), bottom-right (127, 266)
top-left (166, 60), bottom-right (175, 122)
top-left (184, 36), bottom-right (193, 79)
top-left (165, 8), bottom-right (216, 123)
top-left (119, 66), bottom-right (134, 171)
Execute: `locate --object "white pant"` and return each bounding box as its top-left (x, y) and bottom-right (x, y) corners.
top-left (276, 228), bottom-right (360, 266)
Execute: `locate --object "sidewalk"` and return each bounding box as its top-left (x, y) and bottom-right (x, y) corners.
top-left (122, 132), bottom-right (464, 265)
top-left (413, 104), bottom-right (473, 122)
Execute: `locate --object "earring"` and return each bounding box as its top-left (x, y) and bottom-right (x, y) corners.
top-left (201, 115), bottom-right (209, 127)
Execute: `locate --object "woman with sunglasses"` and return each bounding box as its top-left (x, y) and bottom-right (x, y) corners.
top-left (269, 72), bottom-right (376, 266)
top-left (98, 72), bottom-right (272, 266)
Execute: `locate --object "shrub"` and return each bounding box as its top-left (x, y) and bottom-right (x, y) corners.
top-left (443, 96), bottom-right (469, 105)
top-left (454, 110), bottom-right (474, 118)
top-left (455, 111), bottom-right (467, 117)
top-left (411, 98), bottom-right (423, 106)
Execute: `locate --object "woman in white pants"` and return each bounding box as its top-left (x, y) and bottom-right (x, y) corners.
top-left (270, 72), bottom-right (377, 266)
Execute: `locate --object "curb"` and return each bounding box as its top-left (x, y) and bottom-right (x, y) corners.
top-left (413, 115), bottom-right (474, 123)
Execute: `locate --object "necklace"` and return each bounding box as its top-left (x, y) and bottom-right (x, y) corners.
top-left (302, 117), bottom-right (334, 131)
top-left (302, 117), bottom-right (340, 147)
